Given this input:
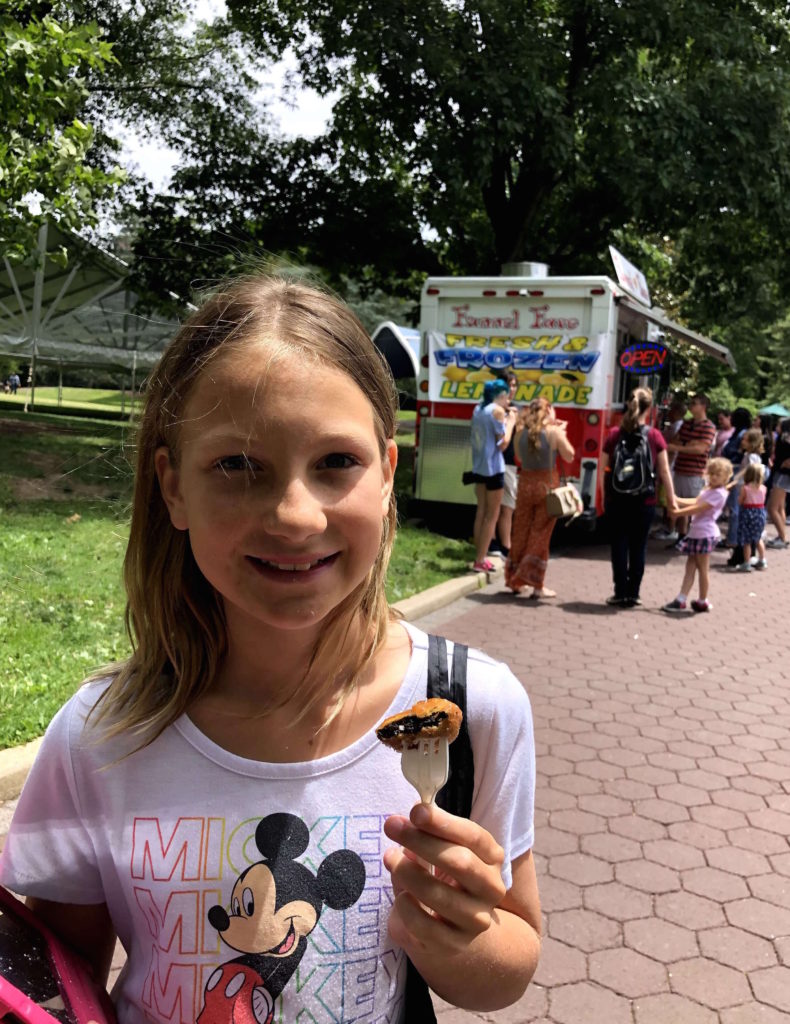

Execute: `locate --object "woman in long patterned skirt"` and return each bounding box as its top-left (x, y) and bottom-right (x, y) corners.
top-left (506, 398), bottom-right (575, 598)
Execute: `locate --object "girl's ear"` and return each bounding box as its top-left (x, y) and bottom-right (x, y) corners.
top-left (155, 446), bottom-right (189, 531)
top-left (381, 439), bottom-right (398, 515)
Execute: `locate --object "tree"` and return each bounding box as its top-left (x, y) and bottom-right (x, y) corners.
top-left (0, 0), bottom-right (124, 260)
top-left (222, 0), bottom-right (790, 281)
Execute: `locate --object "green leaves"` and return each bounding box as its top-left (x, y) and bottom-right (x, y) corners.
top-left (0, 7), bottom-right (124, 260)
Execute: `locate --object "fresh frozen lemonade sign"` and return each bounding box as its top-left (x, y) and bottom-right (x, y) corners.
top-left (429, 303), bottom-right (602, 406)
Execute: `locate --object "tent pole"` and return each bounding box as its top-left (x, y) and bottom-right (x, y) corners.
top-left (29, 222), bottom-right (48, 411)
top-left (130, 350), bottom-right (137, 420)
top-left (58, 362), bottom-right (63, 406)
top-left (121, 374), bottom-right (126, 416)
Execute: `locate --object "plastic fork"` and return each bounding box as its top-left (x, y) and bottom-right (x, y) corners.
top-left (400, 736), bottom-right (450, 806)
top-left (400, 737), bottom-right (449, 886)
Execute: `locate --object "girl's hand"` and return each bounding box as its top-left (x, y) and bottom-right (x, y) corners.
top-left (382, 803), bottom-right (507, 957)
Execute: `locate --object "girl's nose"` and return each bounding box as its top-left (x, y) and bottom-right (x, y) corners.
top-left (263, 476), bottom-right (327, 539)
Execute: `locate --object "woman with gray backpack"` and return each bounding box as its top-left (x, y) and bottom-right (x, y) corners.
top-left (601, 387), bottom-right (677, 607)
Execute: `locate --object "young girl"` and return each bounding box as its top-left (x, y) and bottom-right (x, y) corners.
top-left (725, 427), bottom-right (765, 568)
top-left (0, 276), bottom-right (540, 1024)
top-left (736, 462), bottom-right (768, 571)
top-left (663, 456), bottom-right (732, 613)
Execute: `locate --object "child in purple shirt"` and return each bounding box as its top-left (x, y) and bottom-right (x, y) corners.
top-left (663, 457), bottom-right (732, 613)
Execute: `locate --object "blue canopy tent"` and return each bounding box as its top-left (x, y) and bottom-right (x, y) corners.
top-left (759, 403), bottom-right (790, 417)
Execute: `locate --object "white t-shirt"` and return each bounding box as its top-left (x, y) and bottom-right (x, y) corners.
top-left (0, 623), bottom-right (535, 1024)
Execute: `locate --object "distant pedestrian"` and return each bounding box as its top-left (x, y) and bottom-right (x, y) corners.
top-left (720, 407), bottom-right (753, 557)
top-left (664, 394), bottom-right (716, 547)
top-left (470, 378), bottom-right (517, 572)
top-left (734, 462), bottom-right (767, 572)
top-left (766, 417), bottom-right (790, 549)
top-left (726, 426), bottom-right (766, 568)
top-left (601, 387), bottom-right (676, 607)
top-left (8, 372), bottom-right (20, 395)
top-left (653, 397), bottom-right (687, 540)
top-left (493, 371), bottom-right (519, 558)
top-left (713, 409), bottom-right (734, 457)
top-left (505, 398), bottom-right (574, 598)
top-left (663, 457), bottom-right (732, 614)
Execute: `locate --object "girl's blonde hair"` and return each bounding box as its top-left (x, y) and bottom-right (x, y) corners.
top-left (91, 274), bottom-right (399, 747)
top-left (621, 386), bottom-right (653, 433)
top-left (743, 462), bottom-right (765, 487)
top-left (524, 397), bottom-right (552, 451)
top-left (706, 457), bottom-right (732, 486)
top-left (742, 428), bottom-right (764, 454)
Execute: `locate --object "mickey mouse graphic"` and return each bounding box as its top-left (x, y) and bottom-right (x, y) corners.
top-left (197, 812), bottom-right (366, 1024)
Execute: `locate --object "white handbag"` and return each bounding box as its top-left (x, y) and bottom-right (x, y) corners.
top-left (545, 481), bottom-right (583, 521)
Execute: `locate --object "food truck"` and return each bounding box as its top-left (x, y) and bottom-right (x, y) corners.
top-left (373, 262), bottom-right (735, 527)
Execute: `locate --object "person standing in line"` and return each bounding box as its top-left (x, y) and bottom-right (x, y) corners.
top-left (766, 417), bottom-right (790, 549)
top-left (470, 378), bottom-right (517, 572)
top-left (663, 457), bottom-right (732, 614)
top-left (601, 387), bottom-right (676, 607)
top-left (493, 371), bottom-right (519, 559)
top-left (505, 398), bottom-right (574, 599)
top-left (713, 409), bottom-right (734, 457)
top-left (735, 463), bottom-right (768, 571)
top-left (653, 397), bottom-right (686, 541)
top-left (720, 406), bottom-right (753, 559)
top-left (665, 394), bottom-right (716, 548)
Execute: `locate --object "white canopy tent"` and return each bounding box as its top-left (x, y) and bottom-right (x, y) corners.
top-left (0, 220), bottom-right (182, 409)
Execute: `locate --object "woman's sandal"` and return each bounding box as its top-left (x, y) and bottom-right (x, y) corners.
top-left (529, 588), bottom-right (557, 599)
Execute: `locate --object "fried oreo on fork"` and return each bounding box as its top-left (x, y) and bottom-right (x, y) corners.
top-left (376, 697), bottom-right (462, 751)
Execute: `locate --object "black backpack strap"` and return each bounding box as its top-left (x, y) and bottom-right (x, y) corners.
top-left (404, 635), bottom-right (474, 1020)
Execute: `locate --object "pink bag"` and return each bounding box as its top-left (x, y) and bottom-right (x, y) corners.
top-left (0, 885), bottom-right (116, 1024)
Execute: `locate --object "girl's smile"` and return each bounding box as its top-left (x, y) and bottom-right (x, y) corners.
top-left (155, 347), bottom-right (397, 643)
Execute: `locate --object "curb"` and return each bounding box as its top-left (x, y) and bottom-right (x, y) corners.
top-left (392, 565), bottom-right (502, 620)
top-left (0, 568), bottom-right (502, 804)
top-left (0, 738), bottom-right (42, 802)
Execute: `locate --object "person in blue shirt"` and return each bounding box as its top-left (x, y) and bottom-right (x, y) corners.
top-left (470, 379), bottom-right (516, 572)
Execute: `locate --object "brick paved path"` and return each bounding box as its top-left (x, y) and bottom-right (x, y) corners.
top-left (421, 535), bottom-right (790, 1023)
top-left (2, 535), bottom-right (789, 1020)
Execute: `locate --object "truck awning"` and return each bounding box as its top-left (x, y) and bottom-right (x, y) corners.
top-left (617, 296), bottom-right (736, 371)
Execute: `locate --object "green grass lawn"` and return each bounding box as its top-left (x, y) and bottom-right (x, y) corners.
top-left (1, 386), bottom-right (144, 414)
top-left (0, 408), bottom-right (473, 748)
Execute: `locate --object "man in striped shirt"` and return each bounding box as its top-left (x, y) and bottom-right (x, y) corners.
top-left (665, 394), bottom-right (716, 546)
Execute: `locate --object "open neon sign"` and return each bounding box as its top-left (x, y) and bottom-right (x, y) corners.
top-left (618, 342), bottom-right (669, 374)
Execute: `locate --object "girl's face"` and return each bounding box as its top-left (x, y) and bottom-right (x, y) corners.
top-left (155, 348), bottom-right (397, 643)
top-left (708, 470), bottom-right (728, 488)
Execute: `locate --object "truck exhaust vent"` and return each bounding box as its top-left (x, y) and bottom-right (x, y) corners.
top-left (501, 261), bottom-right (550, 278)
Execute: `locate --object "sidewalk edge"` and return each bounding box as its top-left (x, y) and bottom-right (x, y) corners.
top-left (0, 569), bottom-right (501, 802)
top-left (0, 738), bottom-right (42, 802)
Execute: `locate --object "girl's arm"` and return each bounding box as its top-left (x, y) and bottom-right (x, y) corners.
top-left (384, 804), bottom-right (541, 1011)
top-left (497, 407), bottom-right (517, 450)
top-left (738, 487), bottom-right (747, 506)
top-left (26, 897), bottom-right (116, 986)
top-left (676, 498), bottom-right (712, 518)
top-left (655, 449), bottom-right (676, 508)
top-left (549, 424), bottom-right (575, 462)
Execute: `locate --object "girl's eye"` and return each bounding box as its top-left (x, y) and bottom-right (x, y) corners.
top-left (319, 453), bottom-right (359, 470)
top-left (215, 455), bottom-right (256, 476)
